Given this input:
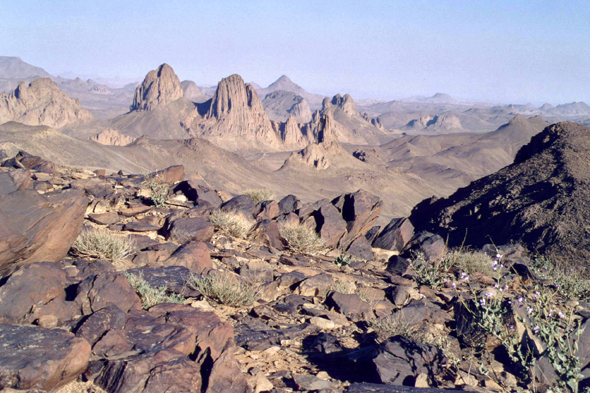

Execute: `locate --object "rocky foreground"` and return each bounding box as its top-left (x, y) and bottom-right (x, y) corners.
top-left (1, 148), bottom-right (590, 393)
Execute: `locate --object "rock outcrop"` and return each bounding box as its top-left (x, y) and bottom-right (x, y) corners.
top-left (130, 64), bottom-right (184, 111)
top-left (283, 112), bottom-right (343, 169)
top-left (90, 129), bottom-right (136, 146)
top-left (410, 121), bottom-right (590, 264)
top-left (193, 74), bottom-right (282, 151)
top-left (262, 90), bottom-right (312, 123)
top-left (0, 78), bottom-right (93, 128)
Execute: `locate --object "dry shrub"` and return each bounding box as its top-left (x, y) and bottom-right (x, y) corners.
top-left (244, 189), bottom-right (275, 204)
top-left (280, 223), bottom-right (324, 254)
top-left (191, 271), bottom-right (258, 307)
top-left (209, 210), bottom-right (254, 239)
top-left (72, 227), bottom-right (134, 263)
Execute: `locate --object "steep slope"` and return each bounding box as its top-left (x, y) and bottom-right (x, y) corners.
top-left (0, 56), bottom-right (51, 79)
top-left (130, 63), bottom-right (183, 111)
top-left (0, 78), bottom-right (93, 128)
top-left (410, 121), bottom-right (590, 264)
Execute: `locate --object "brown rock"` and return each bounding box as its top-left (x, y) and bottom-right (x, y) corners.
top-left (372, 217), bottom-right (414, 251)
top-left (326, 292), bottom-right (373, 321)
top-left (149, 165), bottom-right (185, 184)
top-left (334, 189), bottom-right (383, 249)
top-left (164, 216), bottom-right (214, 244)
top-left (0, 263), bottom-right (73, 324)
top-left (75, 271), bottom-right (142, 315)
top-left (0, 188), bottom-right (87, 275)
top-left (163, 240), bottom-right (212, 273)
top-left (0, 324), bottom-right (91, 391)
top-left (315, 203), bottom-right (347, 248)
top-left (88, 211), bottom-right (120, 225)
top-left (296, 273), bottom-right (334, 297)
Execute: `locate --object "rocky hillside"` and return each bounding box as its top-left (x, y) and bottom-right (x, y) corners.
top-left (0, 78), bottom-right (93, 128)
top-left (409, 121), bottom-right (590, 265)
top-left (1, 152), bottom-right (590, 393)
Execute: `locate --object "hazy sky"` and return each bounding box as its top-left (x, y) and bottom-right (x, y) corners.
top-left (2, 0), bottom-right (589, 104)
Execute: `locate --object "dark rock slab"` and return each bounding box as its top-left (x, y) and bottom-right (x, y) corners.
top-left (372, 217), bottom-right (414, 252)
top-left (164, 216), bottom-right (214, 244)
top-left (0, 323), bottom-right (90, 392)
top-left (126, 266), bottom-right (200, 297)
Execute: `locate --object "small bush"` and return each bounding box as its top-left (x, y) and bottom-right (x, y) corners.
top-left (369, 312), bottom-right (417, 343)
top-left (334, 254), bottom-right (354, 267)
top-left (209, 210), bottom-right (254, 239)
top-left (447, 250), bottom-right (500, 279)
top-left (531, 255), bottom-right (590, 301)
top-left (72, 227), bottom-right (134, 262)
top-left (191, 271), bottom-right (258, 307)
top-left (280, 223), bottom-right (324, 254)
top-left (147, 176), bottom-right (169, 207)
top-left (125, 272), bottom-right (185, 309)
top-left (244, 189), bottom-right (275, 205)
top-left (410, 253), bottom-right (453, 290)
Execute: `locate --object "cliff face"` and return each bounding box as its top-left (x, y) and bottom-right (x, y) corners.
top-left (130, 64), bottom-right (183, 111)
top-left (0, 78), bottom-right (93, 128)
top-left (191, 74), bottom-right (282, 151)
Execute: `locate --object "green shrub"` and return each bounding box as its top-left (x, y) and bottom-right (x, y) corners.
top-left (191, 271), bottom-right (258, 307)
top-left (244, 189), bottom-right (275, 205)
top-left (334, 254), bottom-right (354, 267)
top-left (125, 272), bottom-right (185, 309)
top-left (147, 176), bottom-right (169, 207)
top-left (410, 253), bottom-right (453, 290)
top-left (209, 210), bottom-right (254, 239)
top-left (531, 255), bottom-right (590, 301)
top-left (72, 227), bottom-right (134, 262)
top-left (280, 223), bottom-right (324, 254)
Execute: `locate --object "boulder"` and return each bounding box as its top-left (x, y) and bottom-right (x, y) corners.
top-left (148, 165), bottom-right (185, 183)
top-left (0, 188), bottom-right (87, 275)
top-left (75, 271), bottom-right (142, 315)
top-left (372, 218), bottom-right (414, 251)
top-left (0, 263), bottom-right (69, 324)
top-left (163, 240), bottom-right (212, 273)
top-left (221, 195), bottom-right (255, 216)
top-left (278, 194), bottom-right (302, 215)
top-left (349, 336), bottom-right (446, 386)
top-left (346, 236), bottom-right (374, 260)
top-left (164, 216), bottom-right (214, 244)
top-left (314, 203), bottom-right (347, 248)
top-left (0, 324), bottom-right (91, 391)
top-left (326, 292), bottom-right (373, 321)
top-left (175, 180), bottom-right (222, 207)
top-left (0, 169), bottom-right (31, 196)
top-left (333, 189), bottom-right (383, 249)
top-left (401, 231), bottom-right (447, 262)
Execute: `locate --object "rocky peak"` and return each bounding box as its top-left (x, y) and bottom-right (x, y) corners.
top-left (0, 78), bottom-right (93, 128)
top-left (130, 63), bottom-right (183, 112)
top-left (190, 74), bottom-right (281, 151)
top-left (322, 94), bottom-right (358, 117)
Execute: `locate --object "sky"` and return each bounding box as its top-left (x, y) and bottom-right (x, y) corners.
top-left (1, 0), bottom-right (589, 104)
